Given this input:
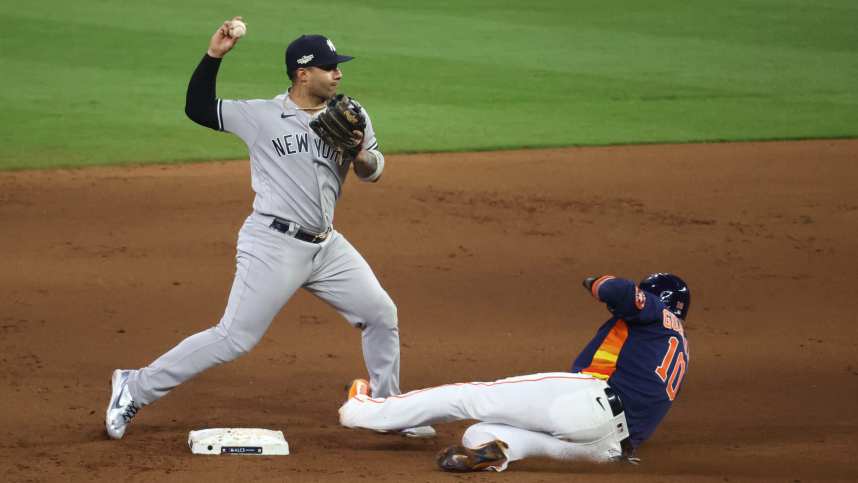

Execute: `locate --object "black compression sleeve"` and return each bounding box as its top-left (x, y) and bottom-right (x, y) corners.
top-left (185, 54), bottom-right (223, 130)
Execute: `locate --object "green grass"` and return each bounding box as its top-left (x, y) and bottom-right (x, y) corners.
top-left (1, 0), bottom-right (857, 169)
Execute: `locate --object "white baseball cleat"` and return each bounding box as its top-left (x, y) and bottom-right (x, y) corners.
top-left (398, 425), bottom-right (437, 438)
top-left (105, 369), bottom-right (141, 439)
top-left (370, 423), bottom-right (437, 438)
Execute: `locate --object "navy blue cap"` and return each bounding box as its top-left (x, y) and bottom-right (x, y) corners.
top-left (285, 35), bottom-right (354, 73)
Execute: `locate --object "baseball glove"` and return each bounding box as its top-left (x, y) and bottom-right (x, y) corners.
top-left (310, 94), bottom-right (367, 159)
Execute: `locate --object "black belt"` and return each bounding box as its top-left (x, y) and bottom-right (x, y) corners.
top-left (603, 386), bottom-right (624, 417)
top-left (604, 386), bottom-right (635, 459)
top-left (269, 218), bottom-right (331, 244)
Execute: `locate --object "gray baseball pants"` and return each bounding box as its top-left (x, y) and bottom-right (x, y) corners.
top-left (127, 211), bottom-right (400, 405)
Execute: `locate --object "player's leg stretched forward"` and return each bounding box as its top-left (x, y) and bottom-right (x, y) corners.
top-left (106, 215), bottom-right (433, 439)
top-left (339, 372), bottom-right (629, 470)
top-left (107, 215), bottom-right (320, 439)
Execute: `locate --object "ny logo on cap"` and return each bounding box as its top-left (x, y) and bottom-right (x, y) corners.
top-left (327, 39), bottom-right (336, 52)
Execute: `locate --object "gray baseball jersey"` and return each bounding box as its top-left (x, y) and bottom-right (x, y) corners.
top-left (217, 93), bottom-right (381, 233)
top-left (126, 90), bottom-right (400, 407)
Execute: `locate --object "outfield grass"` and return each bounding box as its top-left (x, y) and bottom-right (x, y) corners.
top-left (1, 0), bottom-right (857, 169)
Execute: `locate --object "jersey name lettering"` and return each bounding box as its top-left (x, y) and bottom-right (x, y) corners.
top-left (662, 309), bottom-right (684, 336)
top-left (313, 138), bottom-right (345, 165)
top-left (271, 133), bottom-right (310, 157)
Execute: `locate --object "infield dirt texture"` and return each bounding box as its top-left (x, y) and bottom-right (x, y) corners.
top-left (2, 1), bottom-right (858, 482)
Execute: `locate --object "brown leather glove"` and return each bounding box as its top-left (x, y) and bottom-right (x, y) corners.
top-left (310, 94), bottom-right (367, 159)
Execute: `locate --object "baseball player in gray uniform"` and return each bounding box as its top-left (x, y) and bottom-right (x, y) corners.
top-left (105, 18), bottom-right (434, 440)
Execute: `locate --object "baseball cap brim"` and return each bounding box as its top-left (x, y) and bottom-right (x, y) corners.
top-left (285, 35), bottom-right (356, 72)
top-left (302, 54), bottom-right (353, 69)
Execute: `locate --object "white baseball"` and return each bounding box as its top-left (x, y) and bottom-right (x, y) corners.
top-left (229, 19), bottom-right (246, 38)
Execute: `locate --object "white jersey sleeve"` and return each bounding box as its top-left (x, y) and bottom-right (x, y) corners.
top-left (217, 99), bottom-right (263, 146)
top-left (357, 109), bottom-right (384, 182)
top-left (362, 110), bottom-right (379, 152)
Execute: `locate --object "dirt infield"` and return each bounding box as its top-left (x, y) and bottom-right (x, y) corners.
top-left (1, 140), bottom-right (856, 482)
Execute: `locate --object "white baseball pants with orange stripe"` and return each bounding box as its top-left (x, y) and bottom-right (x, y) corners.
top-left (339, 372), bottom-right (629, 468)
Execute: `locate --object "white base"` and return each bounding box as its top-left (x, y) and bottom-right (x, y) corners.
top-left (188, 428), bottom-right (290, 455)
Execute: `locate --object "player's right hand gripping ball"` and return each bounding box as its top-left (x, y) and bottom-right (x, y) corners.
top-left (228, 18), bottom-right (247, 38)
top-left (310, 94), bottom-right (367, 158)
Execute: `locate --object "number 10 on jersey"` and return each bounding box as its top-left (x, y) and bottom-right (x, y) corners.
top-left (655, 336), bottom-right (686, 401)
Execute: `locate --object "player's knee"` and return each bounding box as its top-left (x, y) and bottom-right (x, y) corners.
top-left (462, 423), bottom-right (498, 448)
top-left (374, 296), bottom-right (398, 330)
top-left (214, 323), bottom-right (263, 359)
top-left (226, 336), bottom-right (256, 358)
top-left (359, 294), bottom-right (397, 331)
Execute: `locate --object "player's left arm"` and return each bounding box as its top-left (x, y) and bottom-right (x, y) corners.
top-left (352, 111), bottom-right (384, 182)
top-left (583, 275), bottom-right (663, 323)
